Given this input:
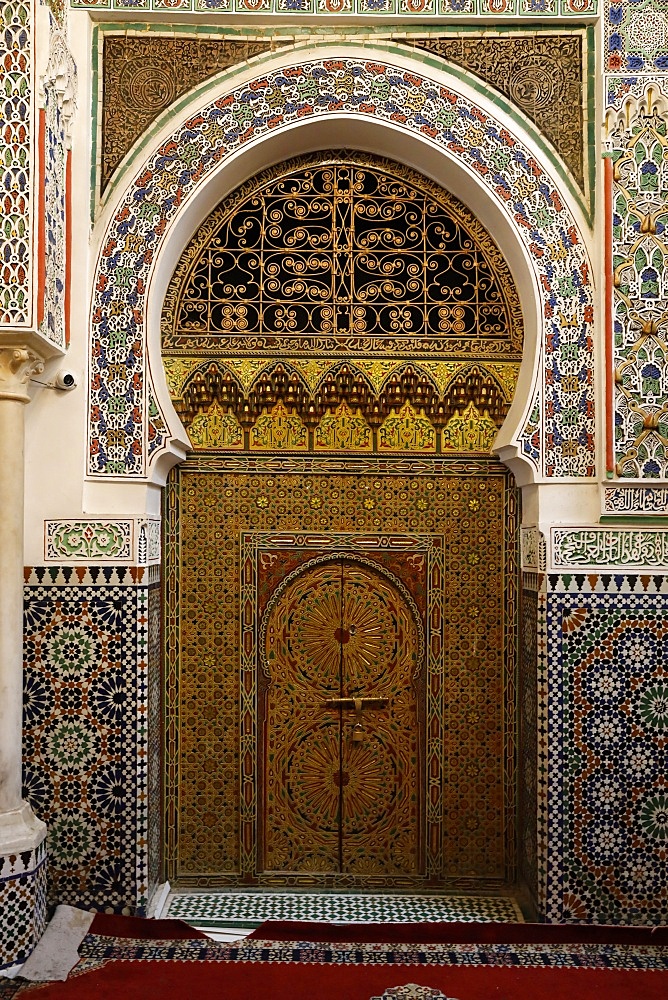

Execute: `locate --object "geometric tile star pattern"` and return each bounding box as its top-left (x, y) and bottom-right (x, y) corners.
top-left (23, 571), bottom-right (156, 915)
top-left (545, 580), bottom-right (668, 924)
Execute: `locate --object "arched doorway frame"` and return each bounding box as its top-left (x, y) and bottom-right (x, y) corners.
top-left (158, 146), bottom-right (524, 888)
top-left (86, 41), bottom-right (596, 493)
top-left (83, 41), bottom-right (595, 904)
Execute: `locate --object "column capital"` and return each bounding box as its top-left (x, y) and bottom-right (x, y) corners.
top-left (0, 347), bottom-right (44, 403)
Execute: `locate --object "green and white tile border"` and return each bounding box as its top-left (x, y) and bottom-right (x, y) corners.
top-left (551, 527), bottom-right (668, 571)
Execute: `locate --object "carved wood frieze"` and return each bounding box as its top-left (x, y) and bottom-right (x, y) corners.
top-left (101, 35), bottom-right (285, 191)
top-left (100, 32), bottom-right (586, 194)
top-left (407, 33), bottom-right (585, 189)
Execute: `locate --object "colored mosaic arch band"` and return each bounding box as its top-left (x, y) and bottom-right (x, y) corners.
top-left (89, 50), bottom-right (595, 479)
top-left (72, 0), bottom-right (597, 14)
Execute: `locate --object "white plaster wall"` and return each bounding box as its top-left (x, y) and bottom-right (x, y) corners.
top-left (24, 12), bottom-right (164, 565)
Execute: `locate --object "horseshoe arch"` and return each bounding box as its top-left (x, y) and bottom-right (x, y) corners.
top-left (88, 43), bottom-right (595, 486)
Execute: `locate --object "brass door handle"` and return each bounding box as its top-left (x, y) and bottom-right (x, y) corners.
top-left (322, 697), bottom-right (388, 710)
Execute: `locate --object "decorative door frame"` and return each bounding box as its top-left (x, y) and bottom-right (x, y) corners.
top-left (126, 41), bottom-right (582, 897)
top-left (87, 42), bottom-right (596, 490)
top-left (163, 456), bottom-right (519, 889)
top-left (251, 540), bottom-right (431, 886)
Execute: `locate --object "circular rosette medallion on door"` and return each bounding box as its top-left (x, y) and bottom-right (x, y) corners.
top-left (261, 557), bottom-right (424, 878)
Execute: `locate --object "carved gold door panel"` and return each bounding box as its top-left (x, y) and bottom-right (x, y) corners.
top-left (261, 559), bottom-right (423, 876)
top-left (164, 464), bottom-right (518, 889)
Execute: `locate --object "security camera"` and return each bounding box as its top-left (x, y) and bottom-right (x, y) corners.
top-left (54, 370), bottom-right (78, 391)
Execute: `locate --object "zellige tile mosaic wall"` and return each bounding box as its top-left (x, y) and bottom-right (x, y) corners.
top-left (0, 841), bottom-right (47, 972)
top-left (545, 576), bottom-right (668, 924)
top-left (22, 568), bottom-right (154, 914)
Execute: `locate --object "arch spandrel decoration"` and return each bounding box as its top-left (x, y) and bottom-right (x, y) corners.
top-left (161, 152), bottom-right (522, 456)
top-left (88, 52), bottom-right (595, 480)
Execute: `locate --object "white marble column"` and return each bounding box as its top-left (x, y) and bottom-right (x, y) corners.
top-left (0, 347), bottom-right (47, 972)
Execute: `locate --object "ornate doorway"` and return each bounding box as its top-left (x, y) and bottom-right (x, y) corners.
top-left (162, 151), bottom-right (522, 889)
top-left (261, 558), bottom-right (424, 877)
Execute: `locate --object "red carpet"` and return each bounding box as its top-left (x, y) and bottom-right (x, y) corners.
top-left (248, 918), bottom-right (668, 946)
top-left (4, 916), bottom-right (667, 999)
top-left (89, 913), bottom-right (209, 939)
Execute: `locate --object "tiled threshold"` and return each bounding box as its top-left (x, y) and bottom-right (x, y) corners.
top-left (162, 889), bottom-right (524, 940)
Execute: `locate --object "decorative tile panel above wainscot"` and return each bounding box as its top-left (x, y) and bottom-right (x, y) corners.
top-left (45, 520), bottom-right (134, 562)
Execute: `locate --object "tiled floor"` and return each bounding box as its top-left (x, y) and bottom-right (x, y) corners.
top-left (164, 890), bottom-right (524, 935)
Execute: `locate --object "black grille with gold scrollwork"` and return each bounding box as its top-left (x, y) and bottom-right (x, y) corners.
top-left (162, 152), bottom-right (523, 454)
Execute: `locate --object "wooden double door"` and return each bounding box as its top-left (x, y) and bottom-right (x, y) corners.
top-left (260, 558), bottom-right (424, 877)
top-left (164, 464), bottom-right (516, 888)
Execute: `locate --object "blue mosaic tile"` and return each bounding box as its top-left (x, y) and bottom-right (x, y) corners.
top-left (545, 579), bottom-right (668, 924)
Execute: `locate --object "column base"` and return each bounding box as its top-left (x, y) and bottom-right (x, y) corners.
top-left (0, 803), bottom-right (48, 975)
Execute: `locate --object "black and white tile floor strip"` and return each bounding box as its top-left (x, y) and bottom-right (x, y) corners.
top-left (164, 891), bottom-right (524, 935)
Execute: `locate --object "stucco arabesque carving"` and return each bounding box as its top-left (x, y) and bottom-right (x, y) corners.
top-left (551, 526), bottom-right (668, 569)
top-left (603, 484), bottom-right (668, 516)
top-left (41, 28), bottom-right (78, 144)
top-left (0, 347), bottom-right (45, 403)
top-left (604, 80), bottom-right (668, 136)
